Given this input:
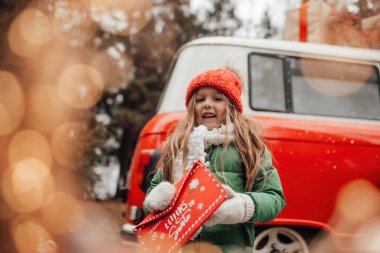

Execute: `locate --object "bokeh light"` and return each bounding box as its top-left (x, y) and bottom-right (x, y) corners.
top-left (58, 64), bottom-right (104, 109)
top-left (300, 58), bottom-right (371, 96)
top-left (8, 130), bottom-right (53, 168)
top-left (40, 191), bottom-right (85, 235)
top-left (12, 215), bottom-right (57, 253)
top-left (1, 159), bottom-right (54, 213)
top-left (90, 0), bottom-right (152, 35)
top-left (51, 121), bottom-right (87, 170)
top-left (7, 8), bottom-right (51, 58)
top-left (25, 41), bottom-right (80, 85)
top-left (25, 83), bottom-right (71, 132)
top-left (19, 8), bottom-right (52, 46)
top-left (89, 47), bottom-right (135, 90)
top-left (336, 179), bottom-right (380, 221)
top-left (353, 218), bottom-right (380, 252)
top-left (0, 71), bottom-right (24, 136)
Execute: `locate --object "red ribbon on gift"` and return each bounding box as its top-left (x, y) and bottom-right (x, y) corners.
top-left (133, 161), bottom-right (231, 253)
top-left (299, 2), bottom-right (309, 42)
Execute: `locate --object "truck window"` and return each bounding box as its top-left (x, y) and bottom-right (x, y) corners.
top-left (249, 54), bottom-right (286, 112)
top-left (248, 53), bottom-right (380, 120)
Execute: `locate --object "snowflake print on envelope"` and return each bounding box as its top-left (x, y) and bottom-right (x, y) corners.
top-left (189, 179), bottom-right (199, 190)
top-left (133, 161), bottom-right (231, 253)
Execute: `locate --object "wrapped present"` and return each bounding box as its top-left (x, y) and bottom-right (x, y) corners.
top-left (133, 161), bottom-right (230, 253)
top-left (323, 18), bottom-right (370, 48)
top-left (284, 0), bottom-right (335, 43)
top-left (362, 14), bottom-right (380, 49)
top-left (284, 1), bottom-right (370, 48)
top-left (323, 7), bottom-right (370, 48)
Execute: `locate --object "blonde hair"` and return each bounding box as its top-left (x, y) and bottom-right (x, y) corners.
top-left (157, 92), bottom-right (265, 191)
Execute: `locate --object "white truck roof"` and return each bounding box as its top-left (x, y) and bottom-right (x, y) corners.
top-left (182, 36), bottom-right (380, 63)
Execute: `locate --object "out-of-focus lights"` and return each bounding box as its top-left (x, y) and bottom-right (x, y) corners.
top-left (300, 59), bottom-right (370, 96)
top-left (51, 122), bottom-right (87, 169)
top-left (353, 219), bottom-right (380, 252)
top-left (40, 192), bottom-right (84, 234)
top-left (19, 8), bottom-right (52, 46)
top-left (8, 130), bottom-right (53, 168)
top-left (26, 42), bottom-right (74, 82)
top-left (58, 64), bottom-right (104, 109)
top-left (0, 71), bottom-right (24, 136)
top-left (12, 215), bottom-right (57, 253)
top-left (25, 84), bottom-right (70, 132)
top-left (8, 8), bottom-right (51, 58)
top-left (1, 159), bottom-right (54, 213)
top-left (336, 179), bottom-right (380, 221)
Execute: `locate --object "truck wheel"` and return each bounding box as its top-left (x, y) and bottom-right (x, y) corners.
top-left (253, 227), bottom-right (309, 253)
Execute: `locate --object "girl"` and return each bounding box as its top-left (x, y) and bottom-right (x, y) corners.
top-left (143, 68), bottom-right (286, 252)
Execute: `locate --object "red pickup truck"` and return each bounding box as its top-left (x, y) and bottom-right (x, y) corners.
top-left (122, 37), bottom-right (380, 253)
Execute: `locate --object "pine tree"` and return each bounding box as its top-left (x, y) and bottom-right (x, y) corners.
top-left (256, 9), bottom-right (279, 39)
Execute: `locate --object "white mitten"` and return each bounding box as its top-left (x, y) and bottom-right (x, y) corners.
top-left (204, 185), bottom-right (255, 227)
top-left (144, 182), bottom-right (175, 212)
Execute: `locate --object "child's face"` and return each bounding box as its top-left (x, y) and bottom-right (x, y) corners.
top-left (194, 87), bottom-right (227, 131)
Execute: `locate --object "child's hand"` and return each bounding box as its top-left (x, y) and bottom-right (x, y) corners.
top-left (204, 185), bottom-right (255, 226)
top-left (144, 181), bottom-right (175, 212)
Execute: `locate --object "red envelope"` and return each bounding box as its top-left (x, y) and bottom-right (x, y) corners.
top-left (133, 160), bottom-right (230, 253)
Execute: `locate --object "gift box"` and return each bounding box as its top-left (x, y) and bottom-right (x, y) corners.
top-left (284, 1), bottom-right (371, 48)
top-left (362, 14), bottom-right (380, 49)
top-left (284, 0), bottom-right (334, 43)
top-left (133, 161), bottom-right (230, 253)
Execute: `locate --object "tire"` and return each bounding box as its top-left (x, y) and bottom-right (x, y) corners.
top-left (253, 227), bottom-right (309, 253)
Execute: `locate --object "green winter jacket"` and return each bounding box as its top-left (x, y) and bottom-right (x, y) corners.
top-left (144, 144), bottom-right (286, 252)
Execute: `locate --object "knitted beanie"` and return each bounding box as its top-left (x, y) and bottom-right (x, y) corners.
top-left (185, 68), bottom-right (243, 112)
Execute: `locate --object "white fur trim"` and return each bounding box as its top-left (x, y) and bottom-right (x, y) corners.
top-left (144, 181), bottom-right (175, 212)
top-left (204, 124), bottom-right (234, 148)
top-left (173, 124), bottom-right (234, 183)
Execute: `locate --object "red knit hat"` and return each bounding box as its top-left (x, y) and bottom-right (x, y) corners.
top-left (185, 68), bottom-right (243, 112)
